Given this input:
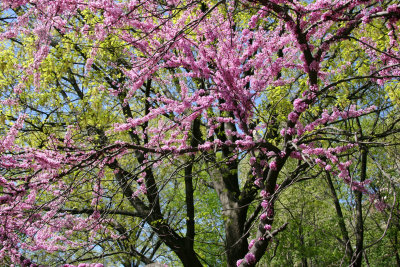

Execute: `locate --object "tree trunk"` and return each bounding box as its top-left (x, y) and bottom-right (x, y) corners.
top-left (206, 160), bottom-right (249, 267)
top-left (351, 147), bottom-right (367, 267)
top-left (325, 172), bottom-right (354, 261)
top-left (224, 204), bottom-right (249, 267)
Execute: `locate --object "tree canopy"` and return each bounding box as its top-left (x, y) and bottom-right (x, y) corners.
top-left (0, 0), bottom-right (400, 266)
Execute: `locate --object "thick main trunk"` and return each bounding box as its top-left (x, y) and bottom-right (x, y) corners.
top-left (147, 219), bottom-right (203, 267)
top-left (207, 160), bottom-right (249, 267)
top-left (224, 203), bottom-right (249, 267)
top-left (175, 247), bottom-right (203, 267)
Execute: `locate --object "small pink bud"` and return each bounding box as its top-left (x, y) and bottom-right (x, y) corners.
top-left (248, 239), bottom-right (256, 250)
top-left (261, 200), bottom-right (269, 209)
top-left (245, 253), bottom-right (256, 264)
top-left (269, 161), bottom-right (277, 170)
top-left (325, 165), bottom-right (332, 171)
top-left (260, 213), bottom-right (267, 221)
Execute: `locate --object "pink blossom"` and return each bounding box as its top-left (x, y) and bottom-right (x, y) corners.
top-left (260, 190), bottom-right (269, 199)
top-left (0, 1), bottom-right (396, 265)
top-left (264, 224), bottom-right (272, 231)
top-left (293, 98), bottom-right (308, 113)
top-left (261, 200), bottom-right (270, 209)
top-left (254, 178), bottom-right (263, 188)
top-left (248, 239), bottom-right (256, 250)
top-left (290, 151), bottom-right (302, 160)
top-left (288, 112), bottom-right (299, 122)
top-left (325, 165), bottom-right (332, 171)
top-left (245, 253), bottom-right (256, 264)
top-left (269, 161), bottom-right (277, 170)
top-left (260, 213), bottom-right (267, 221)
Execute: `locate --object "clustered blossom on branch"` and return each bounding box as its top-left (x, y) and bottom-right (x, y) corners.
top-left (0, 0), bottom-right (399, 266)
top-left (0, 118), bottom-right (115, 266)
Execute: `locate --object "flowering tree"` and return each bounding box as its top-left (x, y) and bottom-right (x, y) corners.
top-left (0, 0), bottom-right (400, 266)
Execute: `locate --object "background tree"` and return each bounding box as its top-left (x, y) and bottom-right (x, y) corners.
top-left (0, 0), bottom-right (400, 266)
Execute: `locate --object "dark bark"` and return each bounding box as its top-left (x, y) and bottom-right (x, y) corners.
top-left (184, 162), bottom-right (195, 248)
top-left (299, 206), bottom-right (308, 267)
top-left (207, 162), bottom-right (249, 267)
top-left (240, 156), bottom-right (289, 267)
top-left (351, 147), bottom-right (368, 267)
top-left (225, 205), bottom-right (250, 267)
top-left (112, 83), bottom-right (202, 266)
top-left (205, 108), bottom-right (253, 266)
top-left (325, 171), bottom-right (354, 261)
top-left (184, 117), bottom-right (202, 251)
